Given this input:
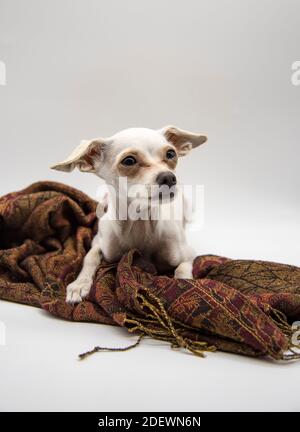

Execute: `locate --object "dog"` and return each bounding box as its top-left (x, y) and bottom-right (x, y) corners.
top-left (51, 126), bottom-right (207, 303)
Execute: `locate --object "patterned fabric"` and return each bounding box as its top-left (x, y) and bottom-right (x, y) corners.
top-left (0, 181), bottom-right (299, 360)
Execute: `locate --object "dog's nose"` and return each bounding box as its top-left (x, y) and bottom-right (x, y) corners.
top-left (156, 172), bottom-right (177, 188)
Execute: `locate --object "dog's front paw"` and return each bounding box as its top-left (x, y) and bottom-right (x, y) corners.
top-left (174, 262), bottom-right (193, 280)
top-left (66, 278), bottom-right (92, 304)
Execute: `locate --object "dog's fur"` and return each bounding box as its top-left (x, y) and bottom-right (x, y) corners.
top-left (51, 126), bottom-right (207, 303)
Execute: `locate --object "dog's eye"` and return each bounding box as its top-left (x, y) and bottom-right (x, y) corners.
top-left (166, 149), bottom-right (176, 159)
top-left (121, 156), bottom-right (137, 166)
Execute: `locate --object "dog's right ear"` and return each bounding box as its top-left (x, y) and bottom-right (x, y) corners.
top-left (161, 126), bottom-right (207, 156)
top-left (51, 138), bottom-right (106, 173)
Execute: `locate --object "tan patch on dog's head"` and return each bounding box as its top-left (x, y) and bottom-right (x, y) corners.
top-left (116, 148), bottom-right (151, 178)
top-left (159, 145), bottom-right (178, 170)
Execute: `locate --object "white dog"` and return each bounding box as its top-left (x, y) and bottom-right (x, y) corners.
top-left (52, 126), bottom-right (207, 303)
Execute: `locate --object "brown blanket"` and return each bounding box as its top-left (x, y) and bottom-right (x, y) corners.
top-left (1, 181), bottom-right (300, 360)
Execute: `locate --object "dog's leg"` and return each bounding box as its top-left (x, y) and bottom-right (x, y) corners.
top-left (172, 243), bottom-right (196, 280)
top-left (66, 237), bottom-right (102, 304)
top-left (174, 261), bottom-right (194, 279)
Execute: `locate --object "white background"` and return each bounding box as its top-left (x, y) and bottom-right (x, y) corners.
top-left (0, 0), bottom-right (299, 411)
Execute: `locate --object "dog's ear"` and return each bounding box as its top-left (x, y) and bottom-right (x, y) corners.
top-left (162, 126), bottom-right (207, 156)
top-left (51, 138), bottom-right (106, 173)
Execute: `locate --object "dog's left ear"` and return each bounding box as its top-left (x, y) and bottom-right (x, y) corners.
top-left (161, 126), bottom-right (207, 156)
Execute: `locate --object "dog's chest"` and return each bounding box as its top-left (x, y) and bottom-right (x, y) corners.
top-left (120, 220), bottom-right (160, 251)
top-left (100, 216), bottom-right (184, 273)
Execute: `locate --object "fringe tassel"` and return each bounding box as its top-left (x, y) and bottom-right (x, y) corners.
top-left (78, 286), bottom-right (216, 360)
top-left (124, 286), bottom-right (216, 358)
top-left (79, 290), bottom-right (300, 361)
top-left (79, 335), bottom-right (144, 360)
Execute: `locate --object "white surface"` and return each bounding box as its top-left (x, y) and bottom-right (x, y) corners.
top-left (0, 227), bottom-right (300, 412)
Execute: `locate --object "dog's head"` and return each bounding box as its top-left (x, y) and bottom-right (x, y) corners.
top-left (51, 126), bottom-right (207, 203)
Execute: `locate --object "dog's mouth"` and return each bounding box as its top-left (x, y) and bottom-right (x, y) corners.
top-left (151, 186), bottom-right (177, 204)
top-left (158, 190), bottom-right (175, 203)
top-left (125, 184), bottom-right (177, 208)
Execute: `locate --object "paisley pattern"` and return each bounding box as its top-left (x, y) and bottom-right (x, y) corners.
top-left (0, 181), bottom-right (299, 360)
